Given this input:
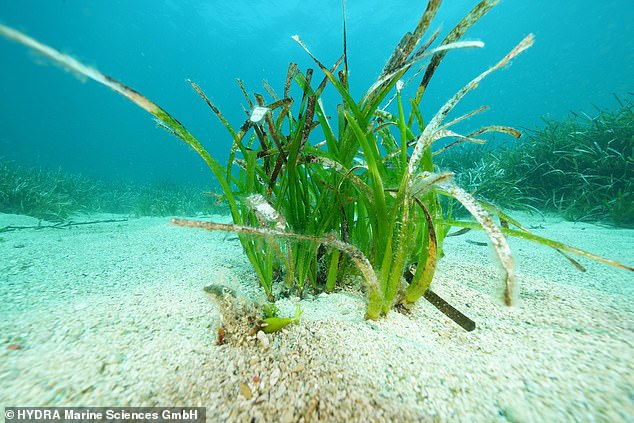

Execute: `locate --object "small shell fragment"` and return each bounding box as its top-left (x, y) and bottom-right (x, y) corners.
top-left (256, 330), bottom-right (270, 349)
top-left (250, 106), bottom-right (270, 123)
top-left (239, 382), bottom-right (253, 399)
top-left (291, 364), bottom-right (305, 373)
top-left (270, 367), bottom-right (281, 387)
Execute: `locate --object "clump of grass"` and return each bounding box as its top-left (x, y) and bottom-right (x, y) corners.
top-left (517, 98), bottom-right (633, 225)
top-left (2, 0), bottom-right (632, 327)
top-left (0, 159), bottom-right (223, 219)
top-left (437, 145), bottom-right (541, 214)
top-left (441, 97), bottom-right (634, 226)
top-left (130, 183), bottom-right (224, 217)
top-left (0, 159), bottom-right (97, 220)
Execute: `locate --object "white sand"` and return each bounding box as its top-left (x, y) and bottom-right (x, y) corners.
top-left (1, 212), bottom-right (633, 422)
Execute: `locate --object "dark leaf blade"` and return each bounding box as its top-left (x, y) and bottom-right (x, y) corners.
top-left (415, 0), bottom-right (500, 102)
top-left (423, 289), bottom-right (476, 331)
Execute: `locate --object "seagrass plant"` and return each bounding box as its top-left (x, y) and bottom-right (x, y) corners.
top-left (439, 96), bottom-right (634, 226)
top-left (2, 0), bottom-right (632, 327)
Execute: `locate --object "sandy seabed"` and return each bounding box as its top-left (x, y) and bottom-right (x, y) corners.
top-left (0, 211), bottom-right (633, 422)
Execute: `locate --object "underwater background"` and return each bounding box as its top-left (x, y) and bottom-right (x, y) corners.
top-left (0, 0), bottom-right (632, 186)
top-left (2, 2), bottom-right (634, 420)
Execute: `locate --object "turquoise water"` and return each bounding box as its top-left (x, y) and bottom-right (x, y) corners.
top-left (0, 0), bottom-right (632, 185)
top-left (1, 2), bottom-right (633, 420)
